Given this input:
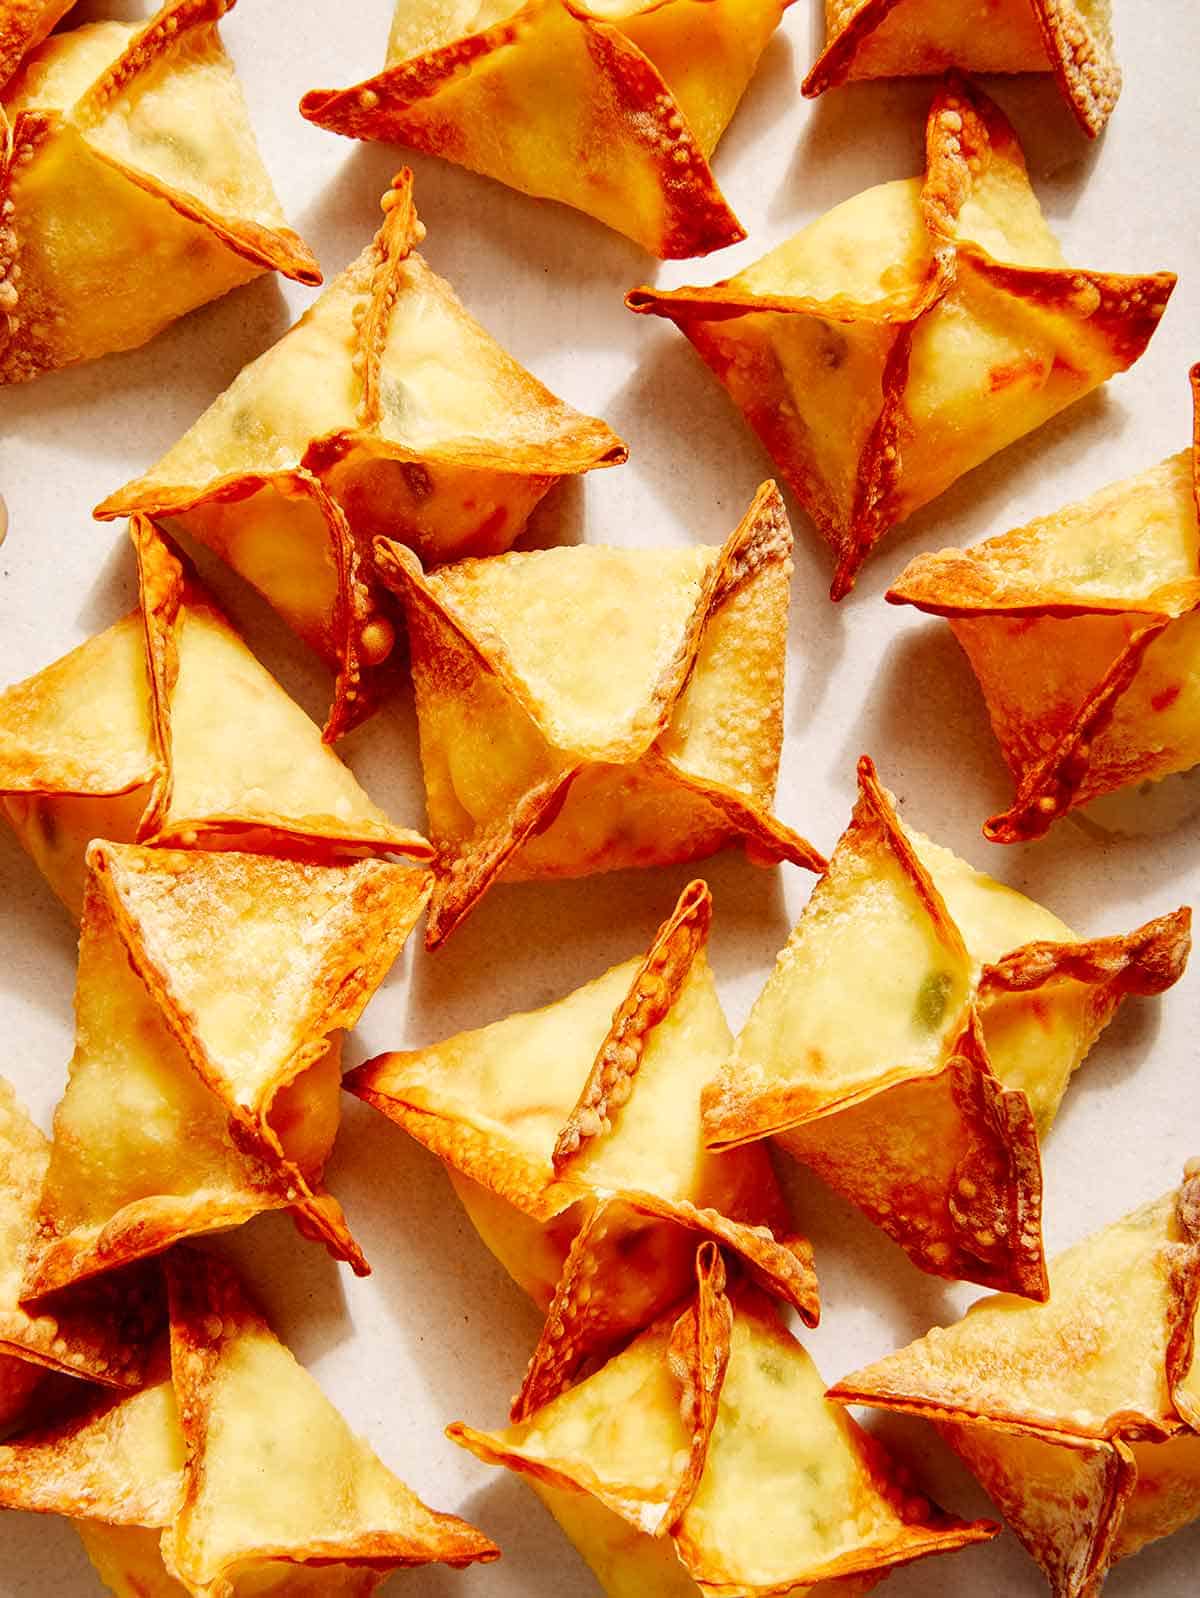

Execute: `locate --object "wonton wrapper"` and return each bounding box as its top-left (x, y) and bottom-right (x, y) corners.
top-left (889, 366), bottom-right (1200, 844)
top-left (374, 480), bottom-right (824, 947)
top-left (831, 1169), bottom-right (1200, 1597)
top-left (0, 1), bottom-right (75, 90)
top-left (98, 170), bottom-right (626, 737)
top-left (0, 0), bottom-right (319, 385)
top-left (299, 0), bottom-right (792, 259)
top-left (24, 841), bottom-right (432, 1296)
top-left (803, 0), bottom-right (1121, 138)
top-left (348, 880), bottom-right (819, 1417)
top-left (0, 1247), bottom-right (497, 1594)
top-left (0, 1076), bottom-right (163, 1430)
top-left (0, 517), bottom-right (430, 919)
top-left (627, 76), bottom-right (1174, 598)
top-left (452, 1245), bottom-right (996, 1595)
top-left (703, 756), bottom-right (1191, 1299)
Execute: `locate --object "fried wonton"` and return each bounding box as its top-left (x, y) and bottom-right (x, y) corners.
top-left (97, 171), bottom-right (626, 737)
top-left (831, 1168), bottom-right (1200, 1597)
top-left (0, 1076), bottom-right (163, 1430)
top-left (24, 841), bottom-right (432, 1297)
top-left (0, 1), bottom-right (75, 90)
top-left (451, 1244), bottom-right (996, 1595)
top-left (627, 76), bottom-right (1174, 598)
top-left (0, 1247), bottom-right (498, 1594)
top-left (889, 367), bottom-right (1200, 844)
top-left (703, 756), bottom-right (1191, 1299)
top-left (0, 0), bottom-right (319, 385)
top-left (803, 1), bottom-right (1121, 138)
top-left (348, 881), bottom-right (818, 1416)
top-left (0, 517), bottom-right (430, 918)
top-left (299, 0), bottom-right (791, 259)
top-left (373, 481), bottom-right (824, 946)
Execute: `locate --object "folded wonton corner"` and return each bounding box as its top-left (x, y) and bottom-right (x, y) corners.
top-left (0, 516), bottom-right (430, 919)
top-left (804, 0), bottom-right (1121, 138)
top-left (23, 840), bottom-right (432, 1298)
top-left (703, 756), bottom-right (1191, 1299)
top-left (831, 1167), bottom-right (1200, 1597)
top-left (97, 168), bottom-right (627, 738)
top-left (373, 480), bottom-right (825, 947)
top-left (299, 0), bottom-right (793, 259)
top-left (0, 1), bottom-right (75, 91)
top-left (0, 0), bottom-right (320, 385)
top-left (347, 880), bottom-right (819, 1418)
top-left (0, 1246), bottom-right (498, 1593)
top-left (627, 75), bottom-right (1174, 599)
top-left (889, 366), bottom-right (1200, 844)
top-left (0, 1075), bottom-right (163, 1432)
top-left (451, 1242), bottom-right (997, 1596)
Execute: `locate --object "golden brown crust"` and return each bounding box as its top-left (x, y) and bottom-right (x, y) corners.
top-left (164, 1247), bottom-right (501, 1578)
top-left (300, 0), bottom-right (750, 259)
top-left (98, 172), bottom-right (624, 734)
top-left (0, 0), bottom-right (73, 91)
top-left (377, 483), bottom-right (822, 947)
top-left (629, 75), bottom-right (1170, 597)
top-left (86, 842), bottom-right (433, 1278)
top-left (661, 1244), bottom-right (732, 1532)
top-left (1, 0), bottom-right (320, 386)
top-left (979, 909), bottom-right (1193, 1000)
top-left (554, 880), bottom-right (713, 1170)
top-left (804, 0), bottom-right (1122, 137)
top-left (982, 616), bottom-right (1174, 844)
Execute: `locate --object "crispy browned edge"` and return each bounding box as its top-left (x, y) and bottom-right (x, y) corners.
top-left (86, 842), bottom-right (434, 1277)
top-left (827, 1172), bottom-right (1200, 1594)
top-left (828, 1170), bottom-right (1200, 1445)
top-left (347, 877), bottom-right (818, 1381)
top-left (0, 0), bottom-right (320, 383)
top-left (96, 170), bottom-right (625, 735)
top-left (801, 0), bottom-right (1121, 137)
top-left (74, 0), bottom-right (320, 284)
top-left (165, 1247), bottom-right (500, 1575)
top-left (132, 516), bottom-right (432, 855)
top-left (704, 756), bottom-right (1056, 1299)
top-left (553, 880), bottom-right (713, 1169)
top-left (703, 752), bottom-right (971, 1145)
top-left (375, 481), bottom-right (825, 949)
top-left (0, 0), bottom-right (75, 92)
top-left (626, 75), bottom-right (1172, 599)
top-left (889, 367), bottom-right (1200, 844)
top-left (450, 1243), bottom-right (732, 1531)
top-left (298, 0), bottom-right (748, 260)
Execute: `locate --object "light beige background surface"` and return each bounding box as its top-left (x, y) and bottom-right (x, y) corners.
top-left (0, 1), bottom-right (1198, 1593)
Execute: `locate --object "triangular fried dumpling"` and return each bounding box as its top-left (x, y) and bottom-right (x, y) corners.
top-left (889, 367), bottom-right (1200, 843)
top-left (348, 881), bottom-right (817, 1412)
top-left (374, 482), bottom-right (824, 945)
top-left (0, 1077), bottom-right (163, 1427)
top-left (628, 76), bottom-right (1174, 597)
top-left (0, 1250), bottom-right (498, 1594)
top-left (98, 171), bottom-right (626, 735)
top-left (300, 0), bottom-right (790, 259)
top-left (163, 1249), bottom-right (498, 1592)
top-left (704, 757), bottom-right (1191, 1298)
top-left (803, 0), bottom-right (1121, 137)
top-left (0, 519), bottom-right (429, 917)
top-left (26, 843), bottom-right (432, 1295)
top-left (831, 1170), bottom-right (1200, 1597)
top-left (452, 1248), bottom-right (997, 1594)
top-left (0, 1367), bottom-right (185, 1525)
top-left (0, 0), bottom-right (318, 384)
top-left (0, 0), bottom-right (74, 90)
